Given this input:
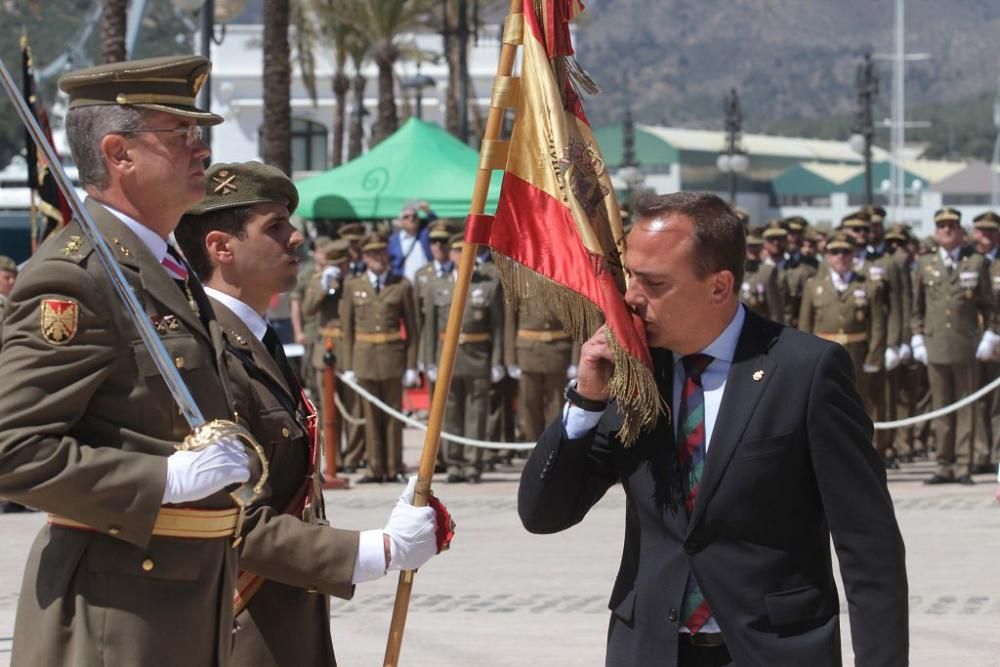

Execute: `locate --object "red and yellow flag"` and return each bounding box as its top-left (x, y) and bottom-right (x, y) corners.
top-left (468, 0), bottom-right (659, 444)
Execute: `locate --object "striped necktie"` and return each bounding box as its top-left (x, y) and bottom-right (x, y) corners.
top-left (162, 248), bottom-right (189, 281)
top-left (678, 353), bottom-right (714, 633)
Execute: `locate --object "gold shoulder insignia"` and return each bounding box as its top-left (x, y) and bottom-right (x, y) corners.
top-left (61, 235), bottom-right (84, 257)
top-left (112, 237), bottom-right (131, 258)
top-left (41, 299), bottom-right (79, 344)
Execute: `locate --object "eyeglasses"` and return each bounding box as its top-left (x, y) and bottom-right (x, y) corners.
top-left (116, 125), bottom-right (204, 148)
top-left (827, 248), bottom-right (854, 256)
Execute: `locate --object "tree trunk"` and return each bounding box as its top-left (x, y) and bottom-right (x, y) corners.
top-left (100, 0), bottom-right (127, 64)
top-left (331, 72), bottom-right (350, 166)
top-left (348, 73), bottom-right (366, 160)
top-left (262, 0), bottom-right (292, 175)
top-left (371, 54), bottom-right (397, 146)
top-left (444, 34), bottom-right (460, 136)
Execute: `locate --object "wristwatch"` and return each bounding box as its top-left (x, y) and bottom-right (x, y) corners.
top-left (564, 380), bottom-right (609, 412)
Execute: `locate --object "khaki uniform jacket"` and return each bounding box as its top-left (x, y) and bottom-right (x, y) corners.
top-left (891, 248), bottom-right (914, 343)
top-left (340, 273), bottom-right (418, 380)
top-left (213, 300), bottom-right (358, 667)
top-left (741, 260), bottom-right (784, 323)
top-left (302, 271), bottom-right (343, 370)
top-left (0, 201), bottom-right (239, 666)
top-left (412, 261), bottom-right (439, 335)
top-left (912, 248), bottom-right (995, 365)
top-left (990, 254), bottom-right (1000, 337)
top-left (504, 300), bottom-right (574, 375)
top-left (422, 270), bottom-right (503, 378)
top-left (859, 251), bottom-right (904, 350)
top-left (781, 258), bottom-right (817, 327)
top-left (799, 270), bottom-right (886, 370)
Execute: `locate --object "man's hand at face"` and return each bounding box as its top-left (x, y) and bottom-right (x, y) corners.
top-left (576, 325), bottom-right (615, 402)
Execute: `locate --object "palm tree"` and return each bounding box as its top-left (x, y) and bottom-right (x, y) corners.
top-left (100, 0), bottom-right (127, 64)
top-left (312, 1), bottom-right (355, 166)
top-left (346, 36), bottom-right (368, 160)
top-left (339, 0), bottom-right (434, 145)
top-left (262, 0), bottom-right (292, 174)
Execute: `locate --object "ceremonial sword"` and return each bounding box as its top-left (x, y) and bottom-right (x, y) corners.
top-left (0, 57), bottom-right (268, 538)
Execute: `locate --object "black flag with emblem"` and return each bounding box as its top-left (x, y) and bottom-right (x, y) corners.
top-left (21, 33), bottom-right (71, 251)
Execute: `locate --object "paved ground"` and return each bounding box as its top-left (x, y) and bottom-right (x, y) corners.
top-left (0, 427), bottom-right (998, 666)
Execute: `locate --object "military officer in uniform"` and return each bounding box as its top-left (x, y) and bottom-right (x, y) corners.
top-left (413, 220), bottom-right (454, 335)
top-left (176, 161), bottom-right (446, 666)
top-left (885, 223), bottom-right (920, 462)
top-left (0, 56), bottom-right (254, 666)
top-left (799, 231), bottom-right (886, 404)
top-left (780, 217), bottom-right (818, 327)
top-left (338, 222), bottom-right (367, 276)
top-left (912, 207), bottom-right (998, 484)
top-left (0, 255), bottom-right (16, 324)
top-left (340, 233), bottom-right (419, 483)
top-left (972, 211), bottom-right (1000, 470)
top-left (422, 234), bottom-right (504, 482)
top-left (741, 227), bottom-right (784, 322)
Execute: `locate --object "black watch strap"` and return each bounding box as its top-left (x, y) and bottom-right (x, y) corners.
top-left (565, 380), bottom-right (609, 412)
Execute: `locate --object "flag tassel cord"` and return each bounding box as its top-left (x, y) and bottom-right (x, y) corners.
top-left (381, 1), bottom-right (524, 665)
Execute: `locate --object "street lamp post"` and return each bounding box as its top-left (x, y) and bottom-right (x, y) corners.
top-left (849, 52), bottom-right (879, 206)
top-left (717, 88), bottom-right (748, 205)
top-left (401, 62), bottom-right (436, 120)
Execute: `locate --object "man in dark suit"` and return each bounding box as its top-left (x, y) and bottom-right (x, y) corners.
top-left (518, 192), bottom-right (908, 666)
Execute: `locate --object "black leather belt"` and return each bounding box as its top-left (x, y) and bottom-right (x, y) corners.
top-left (679, 632), bottom-right (725, 648)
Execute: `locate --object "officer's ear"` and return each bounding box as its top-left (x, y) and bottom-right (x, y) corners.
top-left (205, 229), bottom-right (235, 267)
top-left (101, 134), bottom-right (134, 177)
top-left (710, 269), bottom-right (734, 305)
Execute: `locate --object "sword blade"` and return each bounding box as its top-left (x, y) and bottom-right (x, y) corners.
top-left (0, 56), bottom-right (207, 430)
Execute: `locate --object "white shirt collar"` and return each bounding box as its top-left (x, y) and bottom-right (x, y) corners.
top-left (94, 199), bottom-right (169, 262)
top-left (939, 246), bottom-right (960, 264)
top-left (204, 287), bottom-right (269, 342)
top-left (830, 270), bottom-right (853, 292)
top-left (367, 269), bottom-right (388, 288)
top-left (673, 303), bottom-right (746, 367)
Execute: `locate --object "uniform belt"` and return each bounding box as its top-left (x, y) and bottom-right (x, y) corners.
top-left (439, 332), bottom-right (491, 345)
top-left (518, 328), bottom-right (571, 342)
top-left (356, 331), bottom-right (402, 344)
top-left (320, 326), bottom-right (342, 339)
top-left (48, 507), bottom-right (241, 539)
top-left (816, 332), bottom-right (868, 345)
top-left (679, 632), bottom-right (725, 648)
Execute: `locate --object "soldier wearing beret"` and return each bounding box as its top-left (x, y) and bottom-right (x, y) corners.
top-left (421, 234), bottom-right (504, 483)
top-left (0, 255), bottom-right (16, 327)
top-left (972, 211), bottom-right (1000, 470)
top-left (0, 56), bottom-right (254, 665)
top-left (340, 233), bottom-right (419, 483)
top-left (175, 161), bottom-right (446, 666)
top-left (912, 208), bottom-right (998, 484)
top-left (740, 227), bottom-right (784, 322)
top-left (799, 231), bottom-right (887, 403)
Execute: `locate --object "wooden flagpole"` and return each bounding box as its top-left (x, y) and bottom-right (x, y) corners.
top-left (382, 0), bottom-right (523, 664)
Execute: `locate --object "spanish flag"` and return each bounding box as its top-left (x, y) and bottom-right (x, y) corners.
top-left (468, 0), bottom-right (659, 444)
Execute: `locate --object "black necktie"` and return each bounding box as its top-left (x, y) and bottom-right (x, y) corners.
top-left (263, 325), bottom-right (302, 397)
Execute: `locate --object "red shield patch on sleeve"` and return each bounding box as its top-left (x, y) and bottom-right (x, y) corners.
top-left (41, 299), bottom-right (79, 344)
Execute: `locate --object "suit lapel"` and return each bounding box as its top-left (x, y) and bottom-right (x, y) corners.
top-left (686, 312), bottom-right (778, 536)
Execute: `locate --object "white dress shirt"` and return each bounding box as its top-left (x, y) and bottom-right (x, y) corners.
top-left (829, 270), bottom-right (853, 293)
top-left (398, 230), bottom-right (428, 283)
top-left (563, 305), bottom-right (747, 634)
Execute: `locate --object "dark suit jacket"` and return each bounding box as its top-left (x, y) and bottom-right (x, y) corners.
top-left (519, 310), bottom-right (908, 667)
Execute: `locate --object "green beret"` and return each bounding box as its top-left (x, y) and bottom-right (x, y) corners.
top-left (58, 55), bottom-right (222, 126)
top-left (186, 161), bottom-right (298, 215)
top-left (0, 255), bottom-right (16, 272)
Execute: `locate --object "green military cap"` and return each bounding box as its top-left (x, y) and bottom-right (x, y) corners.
top-left (933, 207), bottom-right (961, 224)
top-left (449, 232), bottom-right (465, 250)
top-left (337, 222), bottom-right (365, 242)
top-left (323, 239), bottom-right (351, 263)
top-left (186, 161), bottom-right (297, 215)
top-left (360, 232), bottom-right (388, 252)
top-left (841, 210), bottom-right (870, 228)
top-left (783, 215), bottom-right (808, 231)
top-left (972, 211), bottom-right (1000, 230)
top-left (0, 255), bottom-right (16, 272)
top-left (428, 220), bottom-right (451, 241)
top-left (746, 226), bottom-right (765, 245)
top-left (884, 223), bottom-right (910, 242)
top-left (58, 55), bottom-right (222, 126)
top-left (825, 231), bottom-right (856, 252)
top-left (762, 220), bottom-right (787, 239)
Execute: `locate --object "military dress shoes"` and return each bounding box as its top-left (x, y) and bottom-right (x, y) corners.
top-left (356, 474), bottom-right (384, 484)
top-left (972, 463), bottom-right (997, 475)
top-left (955, 474), bottom-right (975, 486)
top-left (390, 472), bottom-right (409, 484)
top-left (924, 473), bottom-right (954, 485)
top-left (446, 472), bottom-right (466, 483)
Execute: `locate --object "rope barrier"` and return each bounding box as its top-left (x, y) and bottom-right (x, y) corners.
top-left (871, 373), bottom-right (1000, 430)
top-left (331, 389), bottom-right (368, 426)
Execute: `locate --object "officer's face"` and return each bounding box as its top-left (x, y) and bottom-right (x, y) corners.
top-left (0, 269), bottom-right (15, 296)
top-left (398, 209), bottom-right (419, 234)
top-left (430, 239), bottom-right (449, 262)
top-left (935, 220), bottom-right (961, 251)
top-left (624, 214), bottom-right (734, 354)
top-left (746, 243), bottom-right (762, 260)
top-left (363, 248), bottom-right (388, 274)
top-left (826, 247), bottom-right (854, 275)
top-left (972, 228), bottom-right (998, 254)
top-left (228, 202), bottom-right (303, 295)
top-left (763, 238), bottom-right (784, 257)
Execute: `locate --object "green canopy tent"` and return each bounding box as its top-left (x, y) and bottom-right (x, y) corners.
top-left (295, 118), bottom-right (504, 220)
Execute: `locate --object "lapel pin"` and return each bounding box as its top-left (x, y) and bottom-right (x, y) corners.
top-left (752, 370), bottom-right (764, 382)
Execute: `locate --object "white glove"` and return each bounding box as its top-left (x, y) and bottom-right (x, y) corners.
top-left (163, 437), bottom-right (250, 505)
top-left (427, 365), bottom-right (438, 382)
top-left (341, 370), bottom-right (357, 385)
top-left (566, 364), bottom-right (578, 380)
top-left (884, 347), bottom-right (900, 371)
top-left (320, 265), bottom-right (342, 291)
top-left (490, 364), bottom-right (505, 384)
top-left (403, 368), bottom-right (419, 387)
top-left (976, 331), bottom-right (1000, 361)
top-left (898, 343), bottom-right (912, 362)
top-left (862, 364), bottom-right (880, 374)
top-left (911, 335), bottom-right (928, 365)
top-left (383, 478), bottom-right (438, 572)
top-left (506, 365), bottom-right (522, 380)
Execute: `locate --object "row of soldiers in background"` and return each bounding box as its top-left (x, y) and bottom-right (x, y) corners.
top-left (290, 213), bottom-right (578, 484)
top-left (741, 206), bottom-right (1000, 485)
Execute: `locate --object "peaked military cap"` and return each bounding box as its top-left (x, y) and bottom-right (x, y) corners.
top-left (58, 55), bottom-right (222, 125)
top-left (323, 239), bottom-right (351, 263)
top-left (972, 211), bottom-right (1000, 230)
top-left (762, 220), bottom-right (787, 239)
top-left (934, 207), bottom-right (961, 224)
top-left (337, 222), bottom-right (365, 241)
top-left (884, 223), bottom-right (910, 242)
top-left (783, 215), bottom-right (808, 231)
top-left (825, 231), bottom-right (856, 252)
top-left (186, 161), bottom-right (297, 215)
top-left (841, 210), bottom-right (871, 228)
top-left (0, 255), bottom-right (16, 272)
top-left (746, 227), bottom-right (764, 245)
top-left (360, 232), bottom-right (388, 252)
top-left (863, 205), bottom-right (887, 223)
top-left (428, 220), bottom-right (452, 241)
top-left (449, 232), bottom-right (465, 250)
top-left (314, 235), bottom-right (334, 251)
